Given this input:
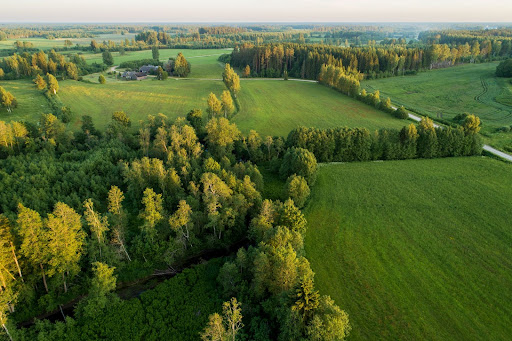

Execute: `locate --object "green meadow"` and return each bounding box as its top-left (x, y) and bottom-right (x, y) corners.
top-left (0, 79), bottom-right (52, 121)
top-left (58, 79), bottom-right (226, 130)
top-left (234, 80), bottom-right (408, 136)
top-left (304, 157), bottom-right (512, 340)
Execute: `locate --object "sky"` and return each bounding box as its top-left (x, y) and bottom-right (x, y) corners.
top-left (2, 0), bottom-right (512, 23)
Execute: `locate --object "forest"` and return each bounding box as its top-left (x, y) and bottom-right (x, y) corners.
top-left (0, 21), bottom-right (511, 341)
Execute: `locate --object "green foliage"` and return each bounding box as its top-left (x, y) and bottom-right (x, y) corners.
top-left (174, 52), bottom-right (190, 77)
top-left (102, 51), bottom-right (114, 66)
top-left (279, 147), bottom-right (317, 185)
top-left (394, 105), bottom-right (409, 119)
top-left (495, 59), bottom-right (512, 77)
top-left (98, 74), bottom-right (106, 84)
top-left (285, 175), bottom-right (310, 208)
top-left (151, 46), bottom-right (160, 61)
top-left (0, 86), bottom-right (17, 112)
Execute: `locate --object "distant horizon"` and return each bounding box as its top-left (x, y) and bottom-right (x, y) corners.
top-left (1, 21), bottom-right (511, 25)
top-left (2, 0), bottom-right (511, 23)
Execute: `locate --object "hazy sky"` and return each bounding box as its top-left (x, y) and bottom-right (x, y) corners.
top-left (2, 0), bottom-right (512, 22)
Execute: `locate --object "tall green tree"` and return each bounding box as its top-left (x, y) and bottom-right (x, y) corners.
top-left (46, 202), bottom-right (85, 292)
top-left (207, 93), bottom-right (223, 118)
top-left (102, 51), bottom-right (114, 66)
top-left (46, 73), bottom-right (59, 94)
top-left (83, 199), bottom-right (109, 261)
top-left (220, 90), bottom-right (234, 118)
top-left (152, 46), bottom-right (160, 60)
top-left (17, 204), bottom-right (50, 292)
top-left (174, 52), bottom-right (190, 77)
top-left (139, 188), bottom-right (164, 240)
top-left (108, 186), bottom-right (131, 261)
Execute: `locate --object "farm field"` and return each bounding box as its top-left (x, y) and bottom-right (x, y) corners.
top-left (234, 80), bottom-right (408, 136)
top-left (304, 157), bottom-right (512, 340)
top-left (0, 79), bottom-right (52, 121)
top-left (363, 62), bottom-right (512, 130)
top-left (58, 79), bottom-right (226, 130)
top-left (0, 34), bottom-right (137, 50)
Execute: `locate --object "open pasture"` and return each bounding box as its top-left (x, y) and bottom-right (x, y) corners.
top-left (234, 80), bottom-right (408, 136)
top-left (304, 157), bottom-right (512, 340)
top-left (58, 78), bottom-right (226, 130)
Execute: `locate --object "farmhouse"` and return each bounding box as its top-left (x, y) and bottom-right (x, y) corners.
top-left (121, 71), bottom-right (147, 81)
top-left (139, 65), bottom-right (159, 73)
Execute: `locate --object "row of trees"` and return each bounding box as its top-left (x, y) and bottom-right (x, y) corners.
top-left (206, 91), bottom-right (234, 118)
top-left (284, 116), bottom-right (482, 163)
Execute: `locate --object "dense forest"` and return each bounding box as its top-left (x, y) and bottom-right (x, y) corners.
top-left (229, 40), bottom-right (512, 79)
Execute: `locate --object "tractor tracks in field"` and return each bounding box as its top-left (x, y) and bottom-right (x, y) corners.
top-left (473, 75), bottom-right (512, 122)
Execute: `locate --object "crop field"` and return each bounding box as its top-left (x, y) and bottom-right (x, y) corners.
top-left (234, 80), bottom-right (408, 136)
top-left (0, 79), bottom-right (52, 121)
top-left (304, 157), bottom-right (512, 340)
top-left (58, 79), bottom-right (226, 130)
top-left (363, 62), bottom-right (512, 130)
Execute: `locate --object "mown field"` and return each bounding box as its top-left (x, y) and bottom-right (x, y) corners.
top-left (58, 79), bottom-right (226, 130)
top-left (0, 79), bottom-right (52, 121)
top-left (363, 62), bottom-right (512, 130)
top-left (304, 157), bottom-right (512, 340)
top-left (234, 80), bottom-right (408, 136)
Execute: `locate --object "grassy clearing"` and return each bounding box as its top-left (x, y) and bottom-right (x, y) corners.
top-left (304, 157), bottom-right (512, 341)
top-left (58, 78), bottom-right (225, 130)
top-left (233, 80), bottom-right (408, 136)
top-left (81, 48), bottom-right (230, 65)
top-left (0, 79), bottom-right (51, 121)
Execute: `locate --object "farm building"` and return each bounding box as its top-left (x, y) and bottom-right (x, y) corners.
top-left (121, 71), bottom-right (148, 81)
top-left (139, 65), bottom-right (159, 73)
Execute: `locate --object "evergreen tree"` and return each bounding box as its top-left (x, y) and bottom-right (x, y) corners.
top-left (152, 46), bottom-right (160, 61)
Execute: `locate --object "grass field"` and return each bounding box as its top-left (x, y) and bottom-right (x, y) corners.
top-left (304, 157), bottom-right (512, 340)
top-left (58, 78), bottom-right (225, 130)
top-left (0, 79), bottom-right (52, 121)
top-left (233, 80), bottom-right (408, 136)
top-left (0, 34), bottom-right (137, 50)
top-left (363, 62), bottom-right (512, 130)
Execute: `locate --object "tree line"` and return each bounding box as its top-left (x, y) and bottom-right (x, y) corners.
top-left (229, 41), bottom-right (512, 80)
top-left (283, 116), bottom-right (481, 163)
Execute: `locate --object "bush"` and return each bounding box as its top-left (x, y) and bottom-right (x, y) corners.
top-left (496, 59), bottom-right (512, 77)
top-left (98, 74), bottom-right (106, 84)
top-left (394, 106), bottom-right (409, 119)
